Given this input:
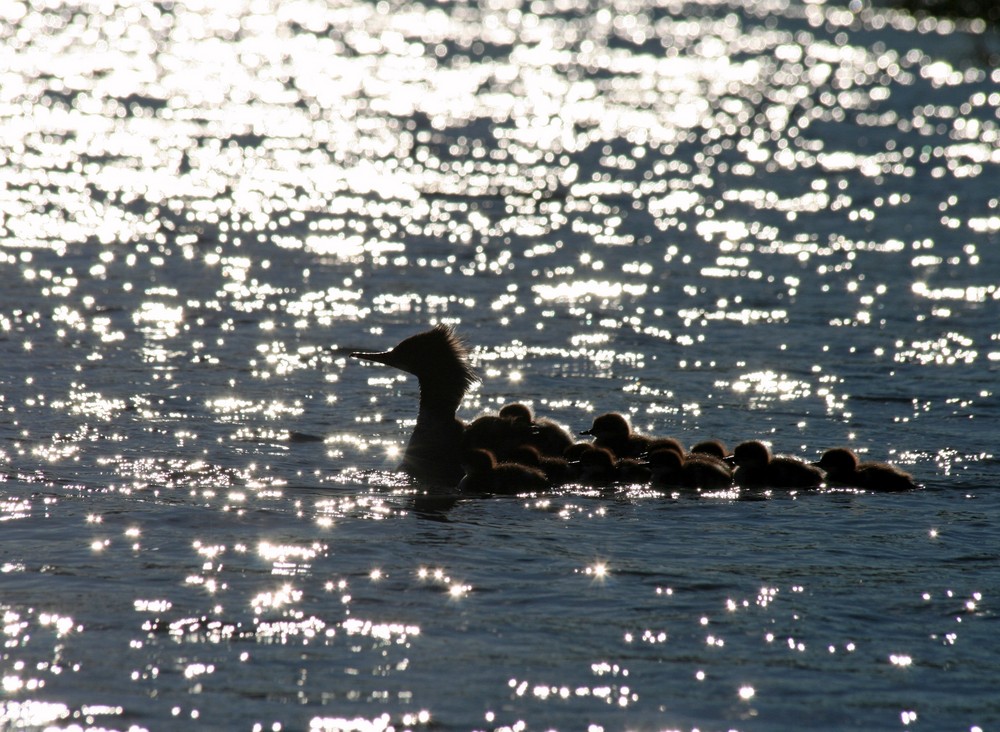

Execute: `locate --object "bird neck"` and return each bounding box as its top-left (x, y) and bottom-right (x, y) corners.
top-left (416, 372), bottom-right (466, 418)
top-left (398, 376), bottom-right (467, 486)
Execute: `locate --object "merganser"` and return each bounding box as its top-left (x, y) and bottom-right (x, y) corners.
top-left (815, 448), bottom-right (917, 492)
top-left (690, 439), bottom-right (729, 461)
top-left (462, 413), bottom-right (533, 461)
top-left (617, 456), bottom-right (653, 484)
top-left (574, 445), bottom-right (620, 486)
top-left (498, 402), bottom-right (575, 457)
top-left (580, 413), bottom-right (685, 459)
top-left (652, 435), bottom-right (687, 457)
top-left (497, 402), bottom-right (532, 422)
top-left (579, 413), bottom-right (651, 458)
top-left (351, 325), bottom-right (479, 485)
top-left (571, 444), bottom-right (651, 486)
top-left (508, 444), bottom-right (572, 485)
top-left (648, 449), bottom-right (734, 490)
top-left (457, 448), bottom-right (550, 495)
top-left (731, 440), bottom-right (825, 489)
top-left (564, 442), bottom-right (597, 461)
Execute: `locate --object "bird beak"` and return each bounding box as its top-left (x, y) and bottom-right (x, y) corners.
top-left (350, 349), bottom-right (393, 366)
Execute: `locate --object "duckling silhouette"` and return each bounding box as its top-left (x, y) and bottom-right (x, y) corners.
top-left (508, 444), bottom-right (572, 485)
top-left (652, 435), bottom-right (687, 457)
top-left (581, 413), bottom-right (683, 459)
top-left (457, 448), bottom-right (550, 495)
top-left (563, 442), bottom-right (592, 458)
top-left (815, 448), bottom-right (917, 492)
top-left (648, 448), bottom-right (734, 490)
top-left (580, 413), bottom-right (653, 458)
top-left (648, 448), bottom-right (685, 486)
top-left (498, 402), bottom-right (575, 457)
top-left (351, 325), bottom-right (479, 485)
top-left (496, 402), bottom-right (533, 423)
top-left (731, 440), bottom-right (825, 489)
top-left (574, 445), bottom-right (620, 486)
top-left (690, 439), bottom-right (729, 461)
top-left (462, 413), bottom-right (533, 461)
top-left (617, 456), bottom-right (653, 484)
top-left (571, 444), bottom-right (650, 486)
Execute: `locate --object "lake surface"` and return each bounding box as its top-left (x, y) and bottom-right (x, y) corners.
top-left (1, 0), bottom-right (999, 730)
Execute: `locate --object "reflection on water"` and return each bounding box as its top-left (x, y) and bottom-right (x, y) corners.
top-left (1, 0), bottom-right (999, 728)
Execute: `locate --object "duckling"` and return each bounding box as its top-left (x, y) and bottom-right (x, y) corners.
top-left (457, 448), bottom-right (550, 495)
top-left (648, 448), bottom-right (685, 487)
top-left (649, 435), bottom-right (687, 457)
top-left (816, 447), bottom-right (917, 492)
top-left (498, 402), bottom-right (575, 457)
top-left (731, 440), bottom-right (825, 489)
top-left (462, 413), bottom-right (533, 461)
top-left (574, 445), bottom-right (621, 486)
top-left (648, 448), bottom-right (734, 490)
top-left (571, 444), bottom-right (652, 486)
top-left (508, 444), bottom-right (572, 485)
top-left (683, 453), bottom-right (735, 490)
top-left (580, 413), bottom-right (654, 459)
top-left (617, 456), bottom-right (653, 484)
top-left (563, 442), bottom-right (596, 461)
top-left (690, 439), bottom-right (729, 461)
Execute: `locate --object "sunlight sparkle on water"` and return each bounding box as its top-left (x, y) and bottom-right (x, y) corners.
top-left (0, 701), bottom-right (71, 728)
top-left (0, 0), bottom-right (997, 728)
top-left (251, 585), bottom-right (302, 611)
top-left (308, 711), bottom-right (429, 731)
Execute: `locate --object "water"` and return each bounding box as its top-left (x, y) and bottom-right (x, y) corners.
top-left (1, 0), bottom-right (999, 729)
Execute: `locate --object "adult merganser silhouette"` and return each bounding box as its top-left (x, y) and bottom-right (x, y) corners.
top-left (351, 325), bottom-right (479, 485)
top-left (815, 448), bottom-right (917, 492)
top-left (731, 440), bottom-right (825, 489)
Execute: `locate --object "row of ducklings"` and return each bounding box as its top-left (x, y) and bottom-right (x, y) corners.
top-left (458, 407), bottom-right (917, 495)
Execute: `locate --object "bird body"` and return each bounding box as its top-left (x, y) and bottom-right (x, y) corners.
top-left (732, 440), bottom-right (825, 489)
top-left (508, 444), bottom-right (572, 485)
top-left (648, 449), bottom-right (733, 490)
top-left (351, 328), bottom-right (912, 497)
top-left (462, 413), bottom-right (533, 461)
top-left (499, 402), bottom-right (575, 457)
top-left (351, 325), bottom-right (478, 485)
top-left (574, 445), bottom-right (620, 486)
top-left (816, 448), bottom-right (917, 492)
top-left (458, 448), bottom-right (550, 495)
top-left (690, 439), bottom-right (729, 461)
top-left (580, 413), bottom-right (653, 458)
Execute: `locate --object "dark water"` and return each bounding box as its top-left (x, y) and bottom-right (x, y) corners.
top-left (1, 0), bottom-right (999, 730)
